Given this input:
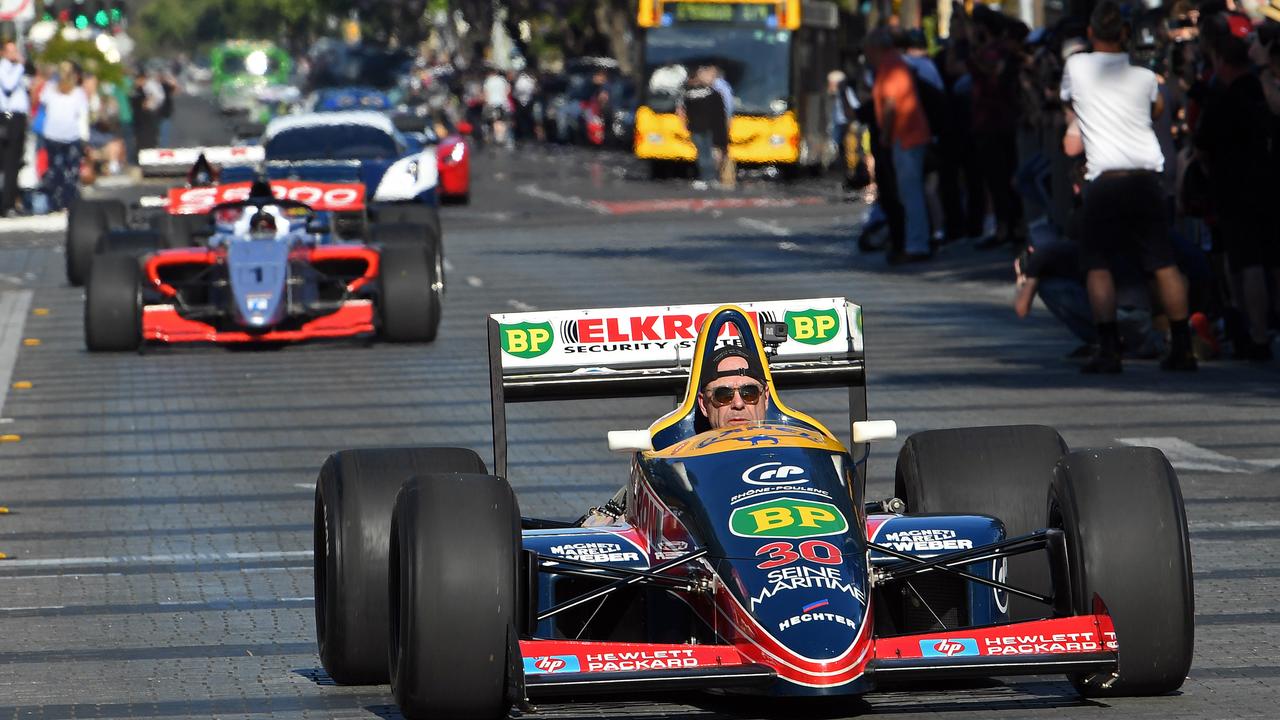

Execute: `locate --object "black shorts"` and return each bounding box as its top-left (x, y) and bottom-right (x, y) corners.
top-left (1079, 171), bottom-right (1176, 273)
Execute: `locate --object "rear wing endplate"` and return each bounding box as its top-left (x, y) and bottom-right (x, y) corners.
top-left (487, 298), bottom-right (868, 479)
top-left (139, 146), bottom-right (264, 177)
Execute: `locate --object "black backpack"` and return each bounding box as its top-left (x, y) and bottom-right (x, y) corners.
top-left (908, 64), bottom-right (947, 139)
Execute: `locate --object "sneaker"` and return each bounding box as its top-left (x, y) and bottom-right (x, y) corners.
top-left (1189, 312), bottom-right (1219, 360)
top-left (1081, 350), bottom-right (1122, 374)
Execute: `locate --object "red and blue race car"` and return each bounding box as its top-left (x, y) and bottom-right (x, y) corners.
top-left (312, 299), bottom-right (1193, 718)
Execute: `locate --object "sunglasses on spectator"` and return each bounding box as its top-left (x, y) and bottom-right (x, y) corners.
top-left (705, 383), bottom-right (764, 407)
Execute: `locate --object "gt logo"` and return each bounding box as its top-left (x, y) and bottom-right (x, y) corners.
top-left (730, 498), bottom-right (848, 539)
top-left (500, 322), bottom-right (554, 359)
top-left (741, 462), bottom-right (807, 486)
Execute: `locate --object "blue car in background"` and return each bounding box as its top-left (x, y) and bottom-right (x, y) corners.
top-left (311, 86), bottom-right (394, 113)
top-left (223, 111), bottom-right (441, 241)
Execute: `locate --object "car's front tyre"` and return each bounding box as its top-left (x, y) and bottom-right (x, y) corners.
top-left (1049, 447), bottom-right (1194, 696)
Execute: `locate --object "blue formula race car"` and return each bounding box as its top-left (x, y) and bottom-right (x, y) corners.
top-left (312, 299), bottom-right (1194, 718)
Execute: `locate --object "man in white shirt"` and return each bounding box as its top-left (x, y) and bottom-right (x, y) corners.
top-left (0, 41), bottom-right (30, 216)
top-left (1060, 1), bottom-right (1196, 373)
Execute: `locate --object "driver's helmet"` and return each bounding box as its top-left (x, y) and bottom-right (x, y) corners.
top-left (248, 211), bottom-right (277, 240)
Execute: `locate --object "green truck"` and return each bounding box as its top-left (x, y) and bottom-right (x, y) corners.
top-left (211, 40), bottom-right (293, 117)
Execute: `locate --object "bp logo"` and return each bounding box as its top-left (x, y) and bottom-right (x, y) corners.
top-left (500, 321), bottom-right (554, 358)
top-left (785, 309), bottom-right (840, 345)
top-left (730, 498), bottom-right (848, 539)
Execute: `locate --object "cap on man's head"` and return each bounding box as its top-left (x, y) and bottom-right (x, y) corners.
top-left (700, 345), bottom-right (767, 389)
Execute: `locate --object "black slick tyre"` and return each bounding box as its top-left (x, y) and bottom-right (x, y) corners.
top-left (96, 229), bottom-right (166, 257)
top-left (66, 198), bottom-right (126, 286)
top-left (84, 253), bottom-right (142, 352)
top-left (314, 447), bottom-right (485, 685)
top-left (371, 203), bottom-right (442, 246)
top-left (374, 221), bottom-right (446, 295)
top-left (1049, 447), bottom-right (1193, 696)
top-left (378, 242), bottom-right (440, 342)
top-left (895, 425), bottom-right (1068, 621)
top-left (150, 213), bottom-right (209, 248)
top-left (390, 473), bottom-right (520, 720)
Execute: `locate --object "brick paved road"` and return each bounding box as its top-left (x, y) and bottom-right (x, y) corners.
top-left (0, 141), bottom-right (1276, 719)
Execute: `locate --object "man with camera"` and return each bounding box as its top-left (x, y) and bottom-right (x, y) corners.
top-left (1060, 1), bottom-right (1197, 373)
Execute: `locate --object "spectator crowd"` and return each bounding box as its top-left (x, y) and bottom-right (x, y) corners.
top-left (0, 40), bottom-right (177, 218)
top-left (838, 0), bottom-right (1280, 369)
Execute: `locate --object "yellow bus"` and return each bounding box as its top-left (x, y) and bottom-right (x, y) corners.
top-left (634, 0), bottom-right (840, 177)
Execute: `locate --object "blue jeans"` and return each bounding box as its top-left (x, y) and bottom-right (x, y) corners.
top-left (1037, 277), bottom-right (1096, 345)
top-left (892, 142), bottom-right (929, 254)
top-left (691, 131), bottom-right (716, 182)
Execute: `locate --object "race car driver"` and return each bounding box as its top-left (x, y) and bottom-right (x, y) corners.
top-left (581, 344), bottom-right (771, 526)
top-left (696, 345), bottom-right (770, 428)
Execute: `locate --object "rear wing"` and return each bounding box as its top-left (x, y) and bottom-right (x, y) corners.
top-left (138, 146), bottom-right (264, 177)
top-left (166, 180), bottom-right (366, 215)
top-left (487, 298), bottom-right (868, 478)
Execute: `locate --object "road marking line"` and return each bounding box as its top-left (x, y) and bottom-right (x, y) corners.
top-left (31, 308), bottom-right (48, 316)
top-left (22, 338), bottom-right (38, 346)
top-left (0, 434), bottom-right (19, 442)
top-left (293, 483), bottom-right (313, 490)
top-left (737, 217), bottom-right (793, 237)
top-left (516, 184), bottom-right (610, 215)
top-left (596, 196), bottom-right (826, 216)
top-left (1190, 520), bottom-right (1280, 530)
top-left (466, 275), bottom-right (484, 288)
top-left (0, 214), bottom-right (68, 234)
top-left (507, 299), bottom-right (537, 312)
top-left (0, 550), bottom-right (313, 569)
top-left (0, 572), bottom-right (124, 580)
top-left (1116, 437), bottom-right (1280, 474)
top-left (0, 290), bottom-right (34, 415)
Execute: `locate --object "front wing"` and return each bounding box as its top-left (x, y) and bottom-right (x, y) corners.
top-left (519, 613), bottom-right (1116, 699)
top-left (142, 300), bottom-right (375, 344)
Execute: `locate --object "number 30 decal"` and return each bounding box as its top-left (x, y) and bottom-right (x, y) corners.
top-left (755, 540), bottom-right (842, 569)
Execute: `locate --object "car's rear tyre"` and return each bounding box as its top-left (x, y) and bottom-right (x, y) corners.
top-left (1049, 447), bottom-right (1193, 697)
top-left (894, 425), bottom-right (1068, 622)
top-left (150, 213), bottom-right (209, 249)
top-left (314, 447), bottom-right (486, 685)
top-left (84, 253), bottom-right (142, 352)
top-left (374, 221), bottom-right (445, 295)
top-left (378, 242), bottom-right (441, 343)
top-left (371, 203), bottom-right (441, 247)
top-left (96, 229), bottom-right (166, 257)
top-left (390, 473), bottom-right (520, 720)
top-left (66, 198), bottom-right (126, 286)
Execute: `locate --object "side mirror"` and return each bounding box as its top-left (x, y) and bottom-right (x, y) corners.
top-left (607, 430), bottom-right (653, 454)
top-left (852, 420), bottom-right (897, 444)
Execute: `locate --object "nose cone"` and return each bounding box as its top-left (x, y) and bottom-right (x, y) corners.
top-left (729, 556), bottom-right (869, 661)
top-left (225, 240), bottom-right (290, 329)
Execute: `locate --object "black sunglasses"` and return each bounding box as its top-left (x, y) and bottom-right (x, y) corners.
top-left (705, 383), bottom-right (764, 408)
